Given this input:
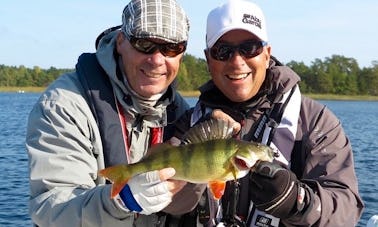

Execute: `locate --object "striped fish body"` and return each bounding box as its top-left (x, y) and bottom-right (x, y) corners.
top-left (99, 138), bottom-right (274, 199)
top-left (170, 138), bottom-right (273, 182)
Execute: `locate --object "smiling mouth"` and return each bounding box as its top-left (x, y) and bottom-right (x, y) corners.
top-left (142, 70), bottom-right (166, 78)
top-left (226, 72), bottom-right (251, 80)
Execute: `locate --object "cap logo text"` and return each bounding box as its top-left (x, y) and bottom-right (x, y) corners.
top-left (242, 14), bottom-right (262, 29)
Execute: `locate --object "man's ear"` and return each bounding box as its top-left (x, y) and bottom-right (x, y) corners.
top-left (116, 31), bottom-right (125, 53)
top-left (264, 45), bottom-right (272, 68)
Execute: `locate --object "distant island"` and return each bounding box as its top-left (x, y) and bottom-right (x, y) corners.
top-left (1, 53), bottom-right (377, 99)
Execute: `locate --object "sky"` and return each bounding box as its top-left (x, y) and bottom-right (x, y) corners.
top-left (1, 0), bottom-right (377, 69)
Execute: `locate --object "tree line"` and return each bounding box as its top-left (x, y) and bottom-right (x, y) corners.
top-left (1, 54), bottom-right (377, 95)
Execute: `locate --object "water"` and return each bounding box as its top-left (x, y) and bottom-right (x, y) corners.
top-left (0, 93), bottom-right (377, 227)
top-left (0, 93), bottom-right (38, 226)
top-left (319, 100), bottom-right (378, 227)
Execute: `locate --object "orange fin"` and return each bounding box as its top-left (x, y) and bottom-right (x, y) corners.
top-left (208, 181), bottom-right (226, 200)
top-left (98, 165), bottom-right (130, 198)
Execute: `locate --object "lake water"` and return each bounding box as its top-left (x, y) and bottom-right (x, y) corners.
top-left (0, 92), bottom-right (377, 226)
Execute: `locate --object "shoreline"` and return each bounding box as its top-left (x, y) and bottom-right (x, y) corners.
top-left (2, 86), bottom-right (378, 101)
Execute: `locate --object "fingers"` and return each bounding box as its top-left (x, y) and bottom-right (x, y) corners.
top-left (131, 168), bottom-right (175, 187)
top-left (253, 161), bottom-right (285, 178)
top-left (167, 180), bottom-right (187, 194)
top-left (212, 109), bottom-right (241, 134)
top-left (157, 168), bottom-right (187, 195)
top-left (167, 136), bottom-right (181, 146)
top-left (158, 167), bottom-right (176, 181)
top-left (158, 168), bottom-right (186, 194)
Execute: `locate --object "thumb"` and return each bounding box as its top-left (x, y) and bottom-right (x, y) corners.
top-left (254, 161), bottom-right (284, 178)
top-left (212, 109), bottom-right (241, 135)
top-left (158, 167), bottom-right (176, 181)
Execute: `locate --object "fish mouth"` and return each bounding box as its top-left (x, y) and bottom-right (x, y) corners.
top-left (233, 156), bottom-right (256, 170)
top-left (226, 72), bottom-right (251, 80)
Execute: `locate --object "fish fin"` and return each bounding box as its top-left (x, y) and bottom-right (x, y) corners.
top-left (98, 165), bottom-right (130, 198)
top-left (208, 180), bottom-right (226, 200)
top-left (183, 118), bottom-right (234, 144)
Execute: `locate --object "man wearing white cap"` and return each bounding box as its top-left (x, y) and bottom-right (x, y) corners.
top-left (26, 0), bottom-right (205, 226)
top-left (173, 0), bottom-right (364, 226)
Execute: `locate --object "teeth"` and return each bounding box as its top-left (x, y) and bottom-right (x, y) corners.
top-left (145, 72), bottom-right (163, 78)
top-left (227, 73), bottom-right (250, 80)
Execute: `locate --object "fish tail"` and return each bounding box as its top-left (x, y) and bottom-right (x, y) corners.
top-left (99, 165), bottom-right (130, 198)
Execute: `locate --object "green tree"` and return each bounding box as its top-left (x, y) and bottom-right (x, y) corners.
top-left (324, 55), bottom-right (359, 95)
top-left (0, 65), bottom-right (12, 86)
top-left (358, 62), bottom-right (378, 95)
top-left (1, 54), bottom-right (378, 96)
top-left (177, 61), bottom-right (190, 90)
top-left (178, 54), bottom-right (209, 90)
top-left (311, 58), bottom-right (333, 93)
top-left (286, 61), bottom-right (312, 93)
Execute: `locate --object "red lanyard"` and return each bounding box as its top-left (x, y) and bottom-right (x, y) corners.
top-left (115, 100), bottom-right (163, 163)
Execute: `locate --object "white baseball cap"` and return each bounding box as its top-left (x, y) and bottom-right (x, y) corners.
top-left (367, 215), bottom-right (378, 227)
top-left (206, 0), bottom-right (268, 48)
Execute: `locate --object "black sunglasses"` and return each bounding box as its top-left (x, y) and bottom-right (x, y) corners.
top-left (126, 34), bottom-right (187, 57)
top-left (209, 40), bottom-right (267, 61)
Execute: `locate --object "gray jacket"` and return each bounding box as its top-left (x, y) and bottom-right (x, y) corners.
top-left (26, 31), bottom-right (204, 227)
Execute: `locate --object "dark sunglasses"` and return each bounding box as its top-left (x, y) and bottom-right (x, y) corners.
top-left (209, 40), bottom-right (267, 61)
top-left (126, 34), bottom-right (187, 57)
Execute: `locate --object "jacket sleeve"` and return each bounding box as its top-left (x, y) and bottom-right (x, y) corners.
top-left (284, 97), bottom-right (364, 226)
top-left (26, 75), bottom-right (135, 227)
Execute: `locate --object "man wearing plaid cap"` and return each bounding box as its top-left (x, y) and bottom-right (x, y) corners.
top-left (26, 0), bottom-right (205, 226)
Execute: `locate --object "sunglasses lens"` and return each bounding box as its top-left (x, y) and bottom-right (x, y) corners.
top-left (239, 41), bottom-right (264, 58)
top-left (210, 45), bottom-right (233, 61)
top-left (132, 39), bottom-right (157, 54)
top-left (210, 40), bottom-right (266, 61)
top-left (161, 43), bottom-right (187, 57)
top-left (129, 36), bottom-right (186, 57)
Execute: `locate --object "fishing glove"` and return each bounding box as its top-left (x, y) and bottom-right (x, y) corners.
top-left (250, 161), bottom-right (310, 219)
top-left (119, 170), bottom-right (172, 215)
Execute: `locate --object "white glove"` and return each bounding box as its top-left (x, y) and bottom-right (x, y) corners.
top-left (122, 169), bottom-right (173, 215)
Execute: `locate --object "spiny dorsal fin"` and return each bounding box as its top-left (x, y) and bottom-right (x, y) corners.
top-left (183, 118), bottom-right (234, 144)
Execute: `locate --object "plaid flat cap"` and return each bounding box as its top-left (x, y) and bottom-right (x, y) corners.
top-left (122, 0), bottom-right (190, 43)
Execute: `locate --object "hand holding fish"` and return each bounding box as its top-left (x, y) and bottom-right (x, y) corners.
top-left (99, 119), bottom-right (275, 203)
top-left (249, 161), bottom-right (314, 219)
top-left (119, 167), bottom-right (185, 215)
top-left (211, 109), bottom-right (241, 135)
top-left (163, 169), bottom-right (187, 195)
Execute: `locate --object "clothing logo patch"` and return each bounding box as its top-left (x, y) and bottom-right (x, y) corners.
top-left (254, 214), bottom-right (272, 227)
top-left (242, 14), bottom-right (262, 29)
